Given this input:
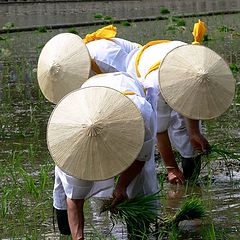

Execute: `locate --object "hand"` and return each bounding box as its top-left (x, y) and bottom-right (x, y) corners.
top-left (110, 187), bottom-right (128, 210)
top-left (189, 133), bottom-right (210, 154)
top-left (167, 167), bottom-right (185, 185)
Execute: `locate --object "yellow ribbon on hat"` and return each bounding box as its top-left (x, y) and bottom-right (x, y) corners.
top-left (144, 60), bottom-right (161, 78)
top-left (135, 40), bottom-right (170, 77)
top-left (83, 25), bottom-right (117, 43)
top-left (192, 19), bottom-right (207, 45)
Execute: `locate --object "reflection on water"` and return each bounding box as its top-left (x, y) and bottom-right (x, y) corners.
top-left (85, 198), bottom-right (128, 239)
top-left (158, 180), bottom-right (240, 239)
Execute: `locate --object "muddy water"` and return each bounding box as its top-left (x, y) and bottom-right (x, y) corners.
top-left (0, 12), bottom-right (240, 240)
top-left (1, 0), bottom-right (240, 29)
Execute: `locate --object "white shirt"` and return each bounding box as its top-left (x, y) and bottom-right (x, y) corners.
top-left (87, 38), bottom-right (140, 74)
top-left (126, 41), bottom-right (187, 132)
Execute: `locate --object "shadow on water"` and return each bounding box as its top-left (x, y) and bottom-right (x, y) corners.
top-left (0, 10), bottom-right (240, 240)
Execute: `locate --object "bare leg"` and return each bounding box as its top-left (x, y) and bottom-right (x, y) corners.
top-left (67, 198), bottom-right (85, 240)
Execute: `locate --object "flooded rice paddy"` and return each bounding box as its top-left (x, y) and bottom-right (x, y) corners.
top-left (0, 11), bottom-right (240, 240)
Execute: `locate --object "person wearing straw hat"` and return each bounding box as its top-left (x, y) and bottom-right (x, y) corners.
top-left (125, 20), bottom-right (236, 184)
top-left (37, 23), bottom-right (203, 184)
top-left (37, 25), bottom-right (140, 104)
top-left (48, 72), bottom-right (159, 239)
top-left (83, 25), bottom-right (141, 75)
top-left (81, 22), bottom-right (214, 183)
top-left (38, 21), bottom-right (235, 185)
top-left (80, 22), bottom-right (209, 183)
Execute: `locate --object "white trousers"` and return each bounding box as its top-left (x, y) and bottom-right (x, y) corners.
top-left (168, 111), bottom-right (201, 158)
top-left (53, 149), bottom-right (159, 210)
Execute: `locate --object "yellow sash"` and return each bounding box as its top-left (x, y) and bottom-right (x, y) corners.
top-left (135, 40), bottom-right (170, 77)
top-left (136, 19), bottom-right (206, 79)
top-left (91, 59), bottom-right (102, 74)
top-left (83, 25), bottom-right (117, 43)
top-left (144, 60), bottom-right (161, 78)
top-left (192, 19), bottom-right (207, 45)
top-left (84, 25), bottom-right (117, 74)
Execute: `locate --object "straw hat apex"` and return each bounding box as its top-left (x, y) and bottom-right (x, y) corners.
top-left (47, 86), bottom-right (145, 181)
top-left (37, 33), bottom-right (91, 104)
top-left (158, 44), bottom-right (236, 119)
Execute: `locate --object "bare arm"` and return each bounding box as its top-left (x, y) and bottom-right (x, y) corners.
top-left (184, 118), bottom-right (210, 153)
top-left (67, 198), bottom-right (85, 240)
top-left (157, 131), bottom-right (184, 184)
top-left (112, 160), bottom-right (145, 205)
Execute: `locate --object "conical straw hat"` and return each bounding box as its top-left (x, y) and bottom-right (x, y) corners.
top-left (158, 44), bottom-right (236, 119)
top-left (37, 33), bottom-right (91, 104)
top-left (47, 86), bottom-right (145, 181)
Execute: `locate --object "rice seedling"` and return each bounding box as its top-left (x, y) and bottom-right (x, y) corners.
top-left (168, 225), bottom-right (181, 240)
top-left (210, 144), bottom-right (240, 160)
top-left (218, 25), bottom-right (235, 33)
top-left (229, 63), bottom-right (239, 75)
top-left (100, 192), bottom-right (160, 238)
top-left (204, 222), bottom-right (217, 240)
top-left (1, 188), bottom-right (11, 218)
top-left (100, 193), bottom-right (205, 239)
top-left (158, 196), bottom-right (205, 229)
top-left (38, 164), bottom-right (52, 192)
top-left (200, 143), bottom-right (240, 175)
top-left (19, 167), bottom-right (40, 199)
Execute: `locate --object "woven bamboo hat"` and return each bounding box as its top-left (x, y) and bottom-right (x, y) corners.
top-left (47, 86), bottom-right (145, 181)
top-left (158, 44), bottom-right (236, 119)
top-left (37, 33), bottom-right (91, 104)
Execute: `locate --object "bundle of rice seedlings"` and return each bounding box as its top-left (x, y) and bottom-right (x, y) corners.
top-left (158, 196), bottom-right (205, 229)
top-left (100, 192), bottom-right (160, 231)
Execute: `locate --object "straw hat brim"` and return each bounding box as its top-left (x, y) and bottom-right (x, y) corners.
top-left (47, 86), bottom-right (145, 181)
top-left (158, 44), bottom-right (236, 119)
top-left (37, 33), bottom-right (91, 104)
